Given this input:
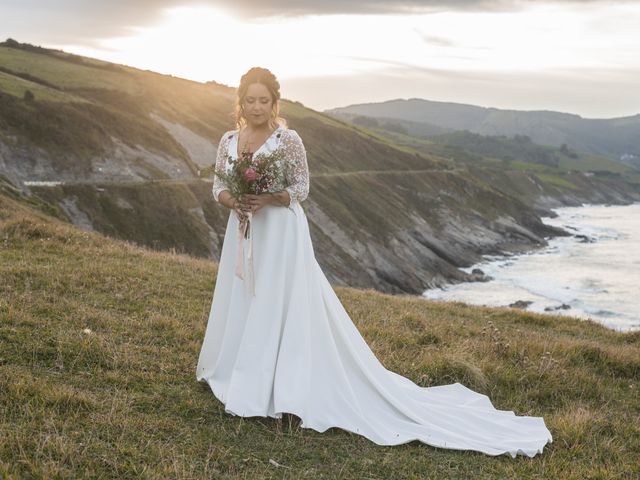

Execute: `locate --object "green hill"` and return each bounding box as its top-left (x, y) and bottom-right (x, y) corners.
top-left (329, 121), bottom-right (640, 207)
top-left (1, 38), bottom-right (640, 296)
top-left (326, 98), bottom-right (640, 164)
top-left (1, 175), bottom-right (638, 479)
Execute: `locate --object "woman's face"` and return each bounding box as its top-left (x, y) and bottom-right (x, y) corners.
top-left (243, 82), bottom-right (274, 128)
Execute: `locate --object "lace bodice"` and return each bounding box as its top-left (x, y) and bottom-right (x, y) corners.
top-left (212, 126), bottom-right (309, 206)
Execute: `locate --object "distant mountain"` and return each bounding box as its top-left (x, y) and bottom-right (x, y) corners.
top-left (1, 39), bottom-right (639, 295)
top-left (325, 98), bottom-right (640, 164)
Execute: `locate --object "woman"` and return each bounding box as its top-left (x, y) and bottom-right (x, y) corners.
top-left (196, 67), bottom-right (553, 458)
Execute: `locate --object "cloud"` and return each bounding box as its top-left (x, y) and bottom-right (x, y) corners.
top-left (3, 0), bottom-right (639, 47)
top-left (1, 0), bottom-right (179, 47)
top-left (416, 33), bottom-right (459, 47)
top-left (327, 55), bottom-right (480, 78)
top-left (282, 64), bottom-right (640, 118)
top-left (222, 0), bottom-right (523, 18)
top-left (222, 0), bottom-right (640, 18)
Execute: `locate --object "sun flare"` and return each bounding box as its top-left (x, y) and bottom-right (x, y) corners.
top-left (45, 2), bottom-right (640, 116)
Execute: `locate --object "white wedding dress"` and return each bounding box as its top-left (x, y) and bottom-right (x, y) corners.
top-left (196, 126), bottom-right (553, 458)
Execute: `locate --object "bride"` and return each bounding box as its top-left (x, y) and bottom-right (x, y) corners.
top-left (196, 67), bottom-right (553, 458)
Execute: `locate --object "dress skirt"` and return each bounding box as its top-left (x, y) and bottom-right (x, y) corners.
top-left (196, 201), bottom-right (553, 458)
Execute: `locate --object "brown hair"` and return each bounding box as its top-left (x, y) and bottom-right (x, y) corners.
top-left (233, 67), bottom-right (288, 130)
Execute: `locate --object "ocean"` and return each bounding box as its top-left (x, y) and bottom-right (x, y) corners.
top-left (423, 202), bottom-right (640, 332)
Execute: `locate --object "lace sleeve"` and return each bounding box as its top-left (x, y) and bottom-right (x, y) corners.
top-left (281, 129), bottom-right (309, 204)
top-left (212, 132), bottom-right (231, 203)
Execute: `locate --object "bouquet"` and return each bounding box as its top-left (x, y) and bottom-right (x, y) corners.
top-left (213, 147), bottom-right (290, 238)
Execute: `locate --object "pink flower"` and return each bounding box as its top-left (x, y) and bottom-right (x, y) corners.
top-left (243, 168), bottom-right (257, 182)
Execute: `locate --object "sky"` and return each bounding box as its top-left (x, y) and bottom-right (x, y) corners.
top-left (2, 1), bottom-right (639, 119)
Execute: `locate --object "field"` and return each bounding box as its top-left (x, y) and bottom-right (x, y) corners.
top-left (1, 186), bottom-right (638, 479)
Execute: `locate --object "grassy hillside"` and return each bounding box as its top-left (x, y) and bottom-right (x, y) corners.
top-left (1, 177), bottom-right (638, 478)
top-left (0, 40), bottom-right (445, 177)
top-left (2, 38), bottom-right (639, 296)
top-left (323, 116), bottom-right (640, 211)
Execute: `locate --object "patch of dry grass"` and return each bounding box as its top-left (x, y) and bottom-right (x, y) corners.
top-left (1, 191), bottom-right (638, 479)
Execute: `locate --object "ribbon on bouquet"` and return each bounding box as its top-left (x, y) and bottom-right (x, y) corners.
top-left (234, 211), bottom-right (256, 296)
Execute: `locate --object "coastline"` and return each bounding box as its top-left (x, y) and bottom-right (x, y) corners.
top-left (422, 200), bottom-right (640, 332)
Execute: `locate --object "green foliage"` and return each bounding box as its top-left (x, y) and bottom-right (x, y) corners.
top-left (1, 38), bottom-right (126, 73)
top-left (560, 143), bottom-right (579, 159)
top-left (332, 100), bottom-right (640, 162)
top-left (0, 71), bottom-right (82, 103)
top-left (536, 173), bottom-right (580, 191)
top-left (427, 130), bottom-right (561, 167)
top-left (0, 45), bottom-right (136, 92)
top-left (0, 88), bottom-right (189, 163)
top-left (353, 115), bottom-right (379, 128)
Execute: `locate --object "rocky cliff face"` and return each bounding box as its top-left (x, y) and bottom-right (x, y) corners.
top-left (5, 108), bottom-right (640, 295)
top-left (20, 167), bottom-right (575, 296)
top-left (10, 140), bottom-right (640, 296)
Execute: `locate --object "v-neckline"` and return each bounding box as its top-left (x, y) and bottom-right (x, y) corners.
top-left (235, 126), bottom-right (282, 159)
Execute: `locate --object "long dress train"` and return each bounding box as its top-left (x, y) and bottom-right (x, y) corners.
top-left (196, 126), bottom-right (553, 458)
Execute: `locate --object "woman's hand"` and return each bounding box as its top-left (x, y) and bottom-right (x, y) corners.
top-left (242, 193), bottom-right (273, 214)
top-left (232, 196), bottom-right (250, 221)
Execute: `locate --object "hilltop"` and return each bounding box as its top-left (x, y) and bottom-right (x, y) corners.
top-left (0, 161), bottom-right (638, 479)
top-left (325, 98), bottom-right (640, 167)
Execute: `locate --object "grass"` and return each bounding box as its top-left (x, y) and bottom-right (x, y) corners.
top-left (0, 46), bottom-right (140, 93)
top-left (281, 100), bottom-right (348, 130)
top-left (0, 71), bottom-right (86, 103)
top-left (281, 102), bottom-right (439, 159)
top-left (534, 173), bottom-right (580, 191)
top-left (510, 160), bottom-right (556, 173)
top-left (557, 153), bottom-right (633, 173)
top-left (0, 189), bottom-right (638, 479)
top-left (512, 154), bottom-right (633, 176)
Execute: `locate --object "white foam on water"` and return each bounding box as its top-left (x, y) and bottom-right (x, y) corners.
top-left (423, 202), bottom-right (640, 332)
